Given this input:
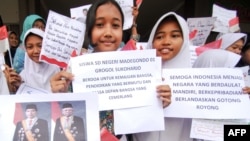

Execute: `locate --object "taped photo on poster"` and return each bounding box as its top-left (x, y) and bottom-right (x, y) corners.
top-left (0, 93), bottom-right (100, 141)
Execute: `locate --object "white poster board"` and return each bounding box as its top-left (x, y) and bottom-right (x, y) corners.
top-left (71, 49), bottom-right (161, 110)
top-left (187, 17), bottom-right (216, 46)
top-left (0, 93), bottom-right (100, 141)
top-left (212, 4), bottom-right (236, 33)
top-left (40, 10), bottom-right (85, 68)
top-left (162, 68), bottom-right (250, 119)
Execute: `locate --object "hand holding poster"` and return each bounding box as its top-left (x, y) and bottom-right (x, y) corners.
top-left (113, 58), bottom-right (164, 135)
top-left (71, 49), bottom-right (161, 110)
top-left (162, 68), bottom-right (250, 119)
top-left (40, 10), bottom-right (85, 68)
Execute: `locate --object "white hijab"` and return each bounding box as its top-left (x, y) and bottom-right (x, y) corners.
top-left (218, 33), bottom-right (247, 50)
top-left (133, 12), bottom-right (193, 141)
top-left (193, 49), bottom-right (241, 68)
top-left (19, 28), bottom-right (60, 92)
top-left (146, 12), bottom-right (191, 68)
top-left (0, 70), bottom-right (9, 95)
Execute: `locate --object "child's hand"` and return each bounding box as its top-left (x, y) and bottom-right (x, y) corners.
top-left (242, 86), bottom-right (250, 94)
top-left (157, 85), bottom-right (171, 108)
top-left (50, 71), bottom-right (74, 93)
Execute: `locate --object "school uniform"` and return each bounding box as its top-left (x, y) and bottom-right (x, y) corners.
top-left (132, 12), bottom-right (193, 141)
top-left (18, 28), bottom-right (60, 92)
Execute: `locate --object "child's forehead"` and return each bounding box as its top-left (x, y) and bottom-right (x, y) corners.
top-left (95, 4), bottom-right (122, 20)
top-left (96, 2), bottom-right (121, 14)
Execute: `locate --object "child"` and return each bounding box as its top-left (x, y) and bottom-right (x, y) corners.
top-left (13, 14), bottom-right (46, 74)
top-left (218, 32), bottom-right (247, 55)
top-left (4, 31), bottom-right (19, 68)
top-left (133, 12), bottom-right (192, 141)
top-left (193, 49), bottom-right (241, 68)
top-left (50, 0), bottom-right (170, 140)
top-left (6, 28), bottom-right (60, 93)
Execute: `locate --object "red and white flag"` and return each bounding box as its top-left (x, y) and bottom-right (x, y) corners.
top-left (136, 0), bottom-right (143, 8)
top-left (121, 39), bottom-right (137, 51)
top-left (0, 25), bottom-right (9, 53)
top-left (101, 127), bottom-right (119, 141)
top-left (229, 16), bottom-right (240, 33)
top-left (13, 103), bottom-right (24, 125)
top-left (195, 39), bottom-right (222, 56)
top-left (51, 101), bottom-right (62, 140)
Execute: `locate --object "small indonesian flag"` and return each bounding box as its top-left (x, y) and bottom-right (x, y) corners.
top-left (101, 127), bottom-right (119, 141)
top-left (51, 101), bottom-right (61, 122)
top-left (13, 103), bottom-right (24, 125)
top-left (189, 29), bottom-right (198, 40)
top-left (121, 39), bottom-right (137, 51)
top-left (0, 25), bottom-right (9, 53)
top-left (195, 39), bottom-right (222, 56)
top-left (136, 0), bottom-right (143, 8)
top-left (229, 17), bottom-right (240, 33)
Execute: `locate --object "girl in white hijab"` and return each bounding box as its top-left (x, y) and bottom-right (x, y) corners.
top-left (193, 49), bottom-right (241, 68)
top-left (133, 12), bottom-right (193, 141)
top-left (192, 50), bottom-right (243, 141)
top-left (7, 28), bottom-right (60, 92)
top-left (218, 32), bottom-right (247, 55)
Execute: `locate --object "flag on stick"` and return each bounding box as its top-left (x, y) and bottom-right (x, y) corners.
top-left (0, 25), bottom-right (9, 53)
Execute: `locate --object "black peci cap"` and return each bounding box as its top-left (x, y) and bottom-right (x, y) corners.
top-left (62, 103), bottom-right (73, 109)
top-left (25, 104), bottom-right (37, 111)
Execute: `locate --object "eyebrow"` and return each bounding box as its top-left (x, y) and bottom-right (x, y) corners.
top-left (95, 17), bottom-right (121, 22)
top-left (155, 29), bottom-right (181, 35)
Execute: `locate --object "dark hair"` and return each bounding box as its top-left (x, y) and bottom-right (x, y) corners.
top-left (242, 42), bottom-right (250, 53)
top-left (62, 103), bottom-right (73, 109)
top-left (84, 0), bottom-right (124, 47)
top-left (26, 104), bottom-right (37, 111)
top-left (32, 19), bottom-right (46, 26)
top-left (9, 31), bottom-right (18, 36)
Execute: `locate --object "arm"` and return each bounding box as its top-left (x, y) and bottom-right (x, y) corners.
top-left (130, 6), bottom-right (140, 42)
top-left (242, 86), bottom-right (250, 94)
top-left (4, 65), bottom-right (22, 93)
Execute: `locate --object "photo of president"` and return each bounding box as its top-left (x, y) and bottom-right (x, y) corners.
top-left (53, 103), bottom-right (86, 141)
top-left (13, 103), bottom-right (49, 141)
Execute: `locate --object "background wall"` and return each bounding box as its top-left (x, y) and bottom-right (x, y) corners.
top-left (1, 0), bottom-right (250, 42)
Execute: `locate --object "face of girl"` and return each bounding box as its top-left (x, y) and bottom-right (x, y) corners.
top-left (9, 33), bottom-right (19, 47)
top-left (153, 21), bottom-right (183, 61)
top-left (25, 35), bottom-right (42, 63)
top-left (91, 3), bottom-right (123, 52)
top-left (33, 20), bottom-right (45, 31)
top-left (226, 39), bottom-right (244, 55)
